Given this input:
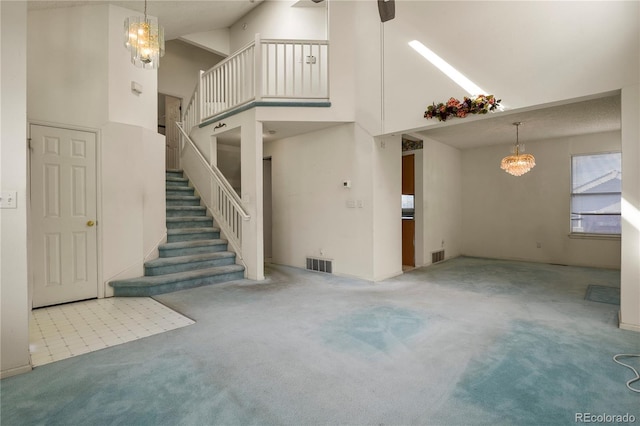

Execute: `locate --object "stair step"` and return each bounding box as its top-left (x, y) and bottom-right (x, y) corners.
top-left (145, 251), bottom-right (236, 276)
top-left (166, 170), bottom-right (183, 178)
top-left (166, 187), bottom-right (195, 196)
top-left (167, 227), bottom-right (220, 242)
top-left (166, 206), bottom-right (207, 217)
top-left (110, 264), bottom-right (245, 296)
top-left (166, 216), bottom-right (213, 229)
top-left (159, 238), bottom-right (229, 257)
top-left (166, 178), bottom-right (189, 187)
top-left (166, 195), bottom-right (201, 207)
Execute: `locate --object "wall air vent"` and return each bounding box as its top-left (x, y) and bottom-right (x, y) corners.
top-left (432, 250), bottom-right (445, 264)
top-left (306, 257), bottom-right (333, 274)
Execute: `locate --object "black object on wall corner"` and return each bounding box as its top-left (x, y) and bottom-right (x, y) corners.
top-left (378, 0), bottom-right (395, 22)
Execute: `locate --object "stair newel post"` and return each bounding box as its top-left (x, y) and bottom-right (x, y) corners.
top-left (254, 33), bottom-right (262, 102)
top-left (198, 71), bottom-right (204, 124)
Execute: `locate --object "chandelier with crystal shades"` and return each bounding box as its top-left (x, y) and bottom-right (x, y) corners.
top-left (124, 0), bottom-right (165, 69)
top-left (500, 122), bottom-right (536, 176)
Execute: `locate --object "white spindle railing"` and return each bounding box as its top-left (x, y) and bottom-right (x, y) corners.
top-left (183, 35), bottom-right (329, 127)
top-left (200, 41), bottom-right (257, 122)
top-left (176, 122), bottom-right (249, 258)
top-left (183, 88), bottom-right (199, 136)
top-left (261, 39), bottom-right (329, 100)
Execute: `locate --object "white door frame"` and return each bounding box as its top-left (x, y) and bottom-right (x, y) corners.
top-left (28, 121), bottom-right (104, 308)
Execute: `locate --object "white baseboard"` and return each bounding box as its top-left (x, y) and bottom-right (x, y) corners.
top-left (618, 311), bottom-right (640, 332)
top-left (1, 363), bottom-right (32, 379)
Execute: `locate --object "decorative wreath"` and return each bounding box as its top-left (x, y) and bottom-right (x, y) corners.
top-left (424, 94), bottom-right (501, 122)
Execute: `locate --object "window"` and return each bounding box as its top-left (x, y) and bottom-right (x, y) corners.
top-left (571, 152), bottom-right (621, 235)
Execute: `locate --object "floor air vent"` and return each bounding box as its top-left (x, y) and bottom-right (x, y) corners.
top-left (432, 250), bottom-right (445, 264)
top-left (306, 257), bottom-right (333, 273)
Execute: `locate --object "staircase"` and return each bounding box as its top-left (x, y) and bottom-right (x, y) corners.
top-left (109, 170), bottom-right (245, 296)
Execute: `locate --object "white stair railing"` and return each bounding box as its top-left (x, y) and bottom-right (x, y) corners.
top-left (176, 122), bottom-right (250, 259)
top-left (261, 38), bottom-right (329, 100)
top-left (183, 88), bottom-right (199, 136)
top-left (200, 41), bottom-right (257, 122)
top-left (190, 34), bottom-right (329, 124)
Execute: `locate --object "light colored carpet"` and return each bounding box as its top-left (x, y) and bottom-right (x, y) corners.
top-left (2, 257), bottom-right (638, 425)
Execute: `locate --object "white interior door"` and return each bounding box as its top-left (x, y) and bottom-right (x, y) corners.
top-left (165, 95), bottom-right (181, 170)
top-left (30, 125), bottom-right (98, 308)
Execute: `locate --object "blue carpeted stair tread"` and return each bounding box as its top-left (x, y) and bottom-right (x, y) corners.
top-left (166, 176), bottom-right (189, 183)
top-left (167, 227), bottom-right (220, 235)
top-left (166, 195), bottom-right (200, 201)
top-left (111, 264), bottom-right (244, 287)
top-left (166, 206), bottom-right (207, 217)
top-left (166, 195), bottom-right (201, 206)
top-left (166, 217), bottom-right (214, 229)
top-left (146, 251), bottom-right (235, 268)
top-left (144, 251), bottom-right (237, 276)
top-left (160, 238), bottom-right (228, 250)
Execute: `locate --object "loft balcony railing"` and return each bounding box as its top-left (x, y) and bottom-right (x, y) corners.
top-left (183, 34), bottom-right (329, 130)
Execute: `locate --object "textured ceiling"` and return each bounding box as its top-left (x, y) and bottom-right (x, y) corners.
top-left (412, 93), bottom-right (621, 150)
top-left (27, 0), bottom-right (263, 40)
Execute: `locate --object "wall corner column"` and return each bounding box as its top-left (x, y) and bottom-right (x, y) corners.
top-left (620, 84), bottom-right (640, 332)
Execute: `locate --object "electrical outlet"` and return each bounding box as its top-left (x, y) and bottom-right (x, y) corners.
top-left (0, 191), bottom-right (17, 209)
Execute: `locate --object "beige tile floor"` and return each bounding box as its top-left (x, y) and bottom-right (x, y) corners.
top-left (29, 297), bottom-right (194, 367)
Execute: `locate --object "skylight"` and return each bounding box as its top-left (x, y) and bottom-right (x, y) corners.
top-left (409, 40), bottom-right (487, 97)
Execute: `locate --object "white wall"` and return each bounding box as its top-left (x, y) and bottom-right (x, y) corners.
top-left (180, 29), bottom-right (231, 57)
top-left (29, 4), bottom-right (157, 130)
top-left (1, 0), bottom-right (31, 378)
top-left (620, 85), bottom-right (640, 331)
top-left (108, 5), bottom-right (158, 131)
top-left (373, 134), bottom-right (402, 280)
top-left (353, 0), bottom-right (383, 136)
top-left (422, 139), bottom-right (463, 265)
top-left (461, 131), bottom-right (622, 268)
top-left (101, 123), bottom-right (166, 295)
top-left (381, 1), bottom-right (639, 135)
top-left (229, 0), bottom-right (327, 52)
top-left (28, 5), bottom-right (109, 127)
top-left (158, 40), bottom-right (224, 106)
top-left (258, 125), bottom-right (402, 282)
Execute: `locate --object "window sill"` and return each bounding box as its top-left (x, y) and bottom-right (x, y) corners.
top-left (568, 233), bottom-right (621, 241)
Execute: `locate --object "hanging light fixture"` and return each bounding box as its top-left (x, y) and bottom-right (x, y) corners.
top-left (124, 0), bottom-right (165, 69)
top-left (500, 122), bottom-right (536, 176)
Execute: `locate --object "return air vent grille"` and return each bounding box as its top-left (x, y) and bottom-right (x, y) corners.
top-left (306, 257), bottom-right (333, 274)
top-left (432, 250), bottom-right (445, 264)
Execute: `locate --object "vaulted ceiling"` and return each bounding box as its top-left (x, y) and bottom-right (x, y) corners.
top-left (27, 0), bottom-right (263, 40)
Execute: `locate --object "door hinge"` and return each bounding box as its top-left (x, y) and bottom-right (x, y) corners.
top-left (27, 138), bottom-right (32, 150)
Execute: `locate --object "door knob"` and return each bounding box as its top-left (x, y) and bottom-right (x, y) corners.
top-left (87, 220), bottom-right (95, 227)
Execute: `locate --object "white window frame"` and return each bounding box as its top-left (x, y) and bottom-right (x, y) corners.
top-left (569, 152), bottom-right (622, 238)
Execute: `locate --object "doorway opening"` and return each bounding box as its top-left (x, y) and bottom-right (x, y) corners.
top-left (159, 93), bottom-right (182, 170)
top-left (263, 157), bottom-right (273, 263)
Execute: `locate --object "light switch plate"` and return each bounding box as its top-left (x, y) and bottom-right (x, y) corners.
top-left (0, 191), bottom-right (17, 208)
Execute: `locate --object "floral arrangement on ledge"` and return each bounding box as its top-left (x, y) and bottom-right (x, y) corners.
top-left (424, 94), bottom-right (501, 122)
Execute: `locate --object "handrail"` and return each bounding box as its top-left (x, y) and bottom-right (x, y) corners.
top-left (201, 39), bottom-right (256, 79)
top-left (175, 121), bottom-right (250, 220)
